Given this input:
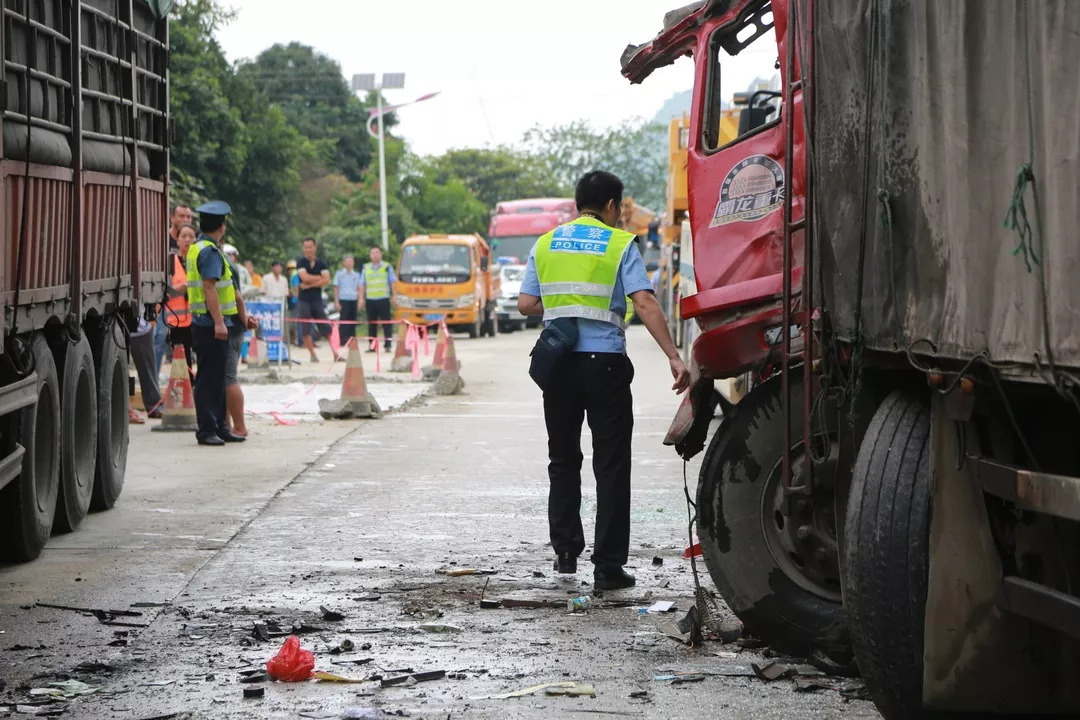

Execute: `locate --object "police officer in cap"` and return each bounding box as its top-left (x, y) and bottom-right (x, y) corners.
top-left (518, 170), bottom-right (690, 590)
top-left (187, 201), bottom-right (257, 446)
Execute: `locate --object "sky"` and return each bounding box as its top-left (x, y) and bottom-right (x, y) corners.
top-left (216, 0), bottom-right (778, 157)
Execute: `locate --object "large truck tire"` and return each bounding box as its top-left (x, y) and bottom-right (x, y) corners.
top-left (89, 319), bottom-right (128, 511)
top-left (0, 333), bottom-right (61, 561)
top-left (697, 374), bottom-right (850, 660)
top-left (54, 333), bottom-right (98, 533)
top-left (843, 390), bottom-right (939, 720)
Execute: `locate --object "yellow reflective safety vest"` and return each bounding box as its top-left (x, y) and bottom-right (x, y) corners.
top-left (186, 238), bottom-right (238, 317)
top-left (364, 263), bottom-right (390, 300)
top-left (534, 217), bottom-right (635, 329)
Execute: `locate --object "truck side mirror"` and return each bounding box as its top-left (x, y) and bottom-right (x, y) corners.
top-left (480, 256), bottom-right (489, 272)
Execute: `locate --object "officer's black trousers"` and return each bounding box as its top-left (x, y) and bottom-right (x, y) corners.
top-left (191, 324), bottom-right (229, 441)
top-left (543, 352), bottom-right (634, 570)
top-left (366, 297), bottom-right (393, 347)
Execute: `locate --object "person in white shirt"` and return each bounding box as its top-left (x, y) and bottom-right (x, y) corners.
top-left (262, 260), bottom-right (290, 298)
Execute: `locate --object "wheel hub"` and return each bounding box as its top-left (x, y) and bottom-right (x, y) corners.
top-left (759, 439), bottom-right (843, 602)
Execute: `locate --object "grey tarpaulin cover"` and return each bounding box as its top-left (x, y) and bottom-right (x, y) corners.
top-left (814, 1), bottom-right (1080, 369)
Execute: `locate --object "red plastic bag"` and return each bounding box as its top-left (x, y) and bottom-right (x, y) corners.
top-left (266, 635), bottom-right (314, 682)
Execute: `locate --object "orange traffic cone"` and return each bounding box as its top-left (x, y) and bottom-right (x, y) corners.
top-left (422, 320), bottom-right (448, 380)
top-left (152, 345), bottom-right (198, 432)
top-left (433, 332), bottom-right (464, 396)
top-left (390, 321), bottom-right (412, 372)
top-left (248, 331), bottom-right (269, 370)
top-left (318, 337), bottom-right (382, 419)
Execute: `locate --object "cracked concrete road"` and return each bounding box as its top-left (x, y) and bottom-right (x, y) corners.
top-left (0, 328), bottom-right (881, 719)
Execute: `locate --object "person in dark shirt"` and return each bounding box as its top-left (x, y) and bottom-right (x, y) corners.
top-left (295, 237), bottom-right (338, 362)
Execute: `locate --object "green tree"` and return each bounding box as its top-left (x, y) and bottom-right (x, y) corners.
top-left (317, 179), bottom-right (420, 266)
top-left (399, 156), bottom-right (489, 236)
top-left (428, 147), bottom-right (566, 209)
top-left (521, 119), bottom-right (667, 212)
top-left (237, 43), bottom-right (373, 182)
top-left (169, 0), bottom-right (244, 195)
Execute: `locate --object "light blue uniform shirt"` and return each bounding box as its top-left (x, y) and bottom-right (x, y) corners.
top-left (359, 262), bottom-right (397, 293)
top-left (334, 268), bottom-right (363, 301)
top-left (521, 238), bottom-right (652, 354)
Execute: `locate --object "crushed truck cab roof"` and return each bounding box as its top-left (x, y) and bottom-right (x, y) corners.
top-left (620, 0), bottom-right (766, 83)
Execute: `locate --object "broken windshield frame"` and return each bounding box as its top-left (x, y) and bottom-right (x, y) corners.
top-left (701, 5), bottom-right (780, 155)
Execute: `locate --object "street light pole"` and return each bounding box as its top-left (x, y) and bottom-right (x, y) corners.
top-left (375, 85), bottom-right (389, 252)
top-left (352, 72), bottom-right (407, 253)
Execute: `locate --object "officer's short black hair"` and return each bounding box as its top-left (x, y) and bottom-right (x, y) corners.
top-left (200, 214), bottom-right (226, 234)
top-left (575, 170), bottom-right (624, 214)
top-left (272, 260), bottom-right (284, 269)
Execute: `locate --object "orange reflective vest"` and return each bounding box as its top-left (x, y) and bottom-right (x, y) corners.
top-left (164, 252), bottom-right (191, 328)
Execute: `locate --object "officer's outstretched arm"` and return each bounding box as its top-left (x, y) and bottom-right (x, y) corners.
top-left (631, 290), bottom-right (690, 393)
top-left (518, 293), bottom-right (543, 317)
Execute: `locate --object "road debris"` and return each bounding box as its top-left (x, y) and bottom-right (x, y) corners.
top-left (313, 670), bottom-right (367, 683)
top-left (643, 601), bottom-right (675, 614)
top-left (481, 681), bottom-right (597, 699)
top-left (331, 658), bottom-right (375, 667)
top-left (653, 672), bottom-right (705, 684)
top-left (266, 635), bottom-right (314, 682)
top-left (321, 606), bottom-right (346, 621)
top-left (418, 623), bottom-right (462, 633)
top-left (381, 669), bottom-right (445, 687)
top-left (567, 596), bottom-right (591, 613)
top-left (35, 602), bottom-right (143, 618)
top-left (243, 686), bottom-right (265, 699)
top-left (546, 683), bottom-right (596, 697)
top-left (753, 661), bottom-right (796, 682)
top-left (29, 680), bottom-right (97, 698)
top-left (441, 568), bottom-right (497, 577)
top-left (652, 557), bottom-right (663, 566)
top-left (716, 618), bottom-right (744, 643)
top-left (479, 599), bottom-right (502, 609)
top-left (341, 709), bottom-right (383, 719)
top-left (329, 638), bottom-right (355, 654)
top-left (239, 672), bottom-right (269, 684)
top-left (657, 607), bottom-right (703, 645)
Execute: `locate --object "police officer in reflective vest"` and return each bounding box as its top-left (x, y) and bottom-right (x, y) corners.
top-left (359, 246), bottom-right (397, 352)
top-left (518, 170), bottom-right (691, 590)
top-left (187, 201), bottom-right (257, 446)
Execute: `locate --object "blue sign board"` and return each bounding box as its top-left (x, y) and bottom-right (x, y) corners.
top-left (246, 299), bottom-right (289, 362)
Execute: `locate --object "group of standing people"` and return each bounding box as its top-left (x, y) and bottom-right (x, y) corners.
top-left (131, 201), bottom-right (402, 445)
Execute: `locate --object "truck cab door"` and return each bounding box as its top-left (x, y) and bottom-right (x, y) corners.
top-left (679, 1), bottom-right (806, 378)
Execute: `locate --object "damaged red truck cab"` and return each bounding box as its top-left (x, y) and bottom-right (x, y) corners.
top-left (624, 1), bottom-right (804, 388)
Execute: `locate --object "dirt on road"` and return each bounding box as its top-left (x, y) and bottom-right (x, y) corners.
top-left (0, 329), bottom-right (879, 719)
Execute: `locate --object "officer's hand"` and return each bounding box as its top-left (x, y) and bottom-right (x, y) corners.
top-left (214, 322), bottom-right (228, 341)
top-left (669, 355), bottom-right (691, 395)
top-left (245, 316), bottom-right (259, 330)
top-left (334, 301), bottom-right (341, 312)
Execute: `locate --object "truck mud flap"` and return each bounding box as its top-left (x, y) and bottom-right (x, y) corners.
top-left (0, 372), bottom-right (37, 492)
top-left (664, 376), bottom-right (717, 460)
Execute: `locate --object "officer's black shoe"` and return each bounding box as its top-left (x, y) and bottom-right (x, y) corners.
top-left (554, 552), bottom-right (577, 574)
top-left (218, 430), bottom-right (247, 443)
top-left (594, 567), bottom-right (636, 590)
top-left (197, 435), bottom-right (225, 447)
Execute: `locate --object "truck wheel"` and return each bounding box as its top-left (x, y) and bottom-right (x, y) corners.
top-left (843, 390), bottom-right (934, 720)
top-left (468, 311), bottom-right (480, 339)
top-left (89, 319), bottom-right (128, 511)
top-left (54, 334), bottom-right (98, 533)
top-left (0, 334), bottom-right (61, 561)
top-left (697, 374), bottom-right (851, 660)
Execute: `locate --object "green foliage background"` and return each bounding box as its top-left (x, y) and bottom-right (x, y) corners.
top-left (169, 0), bottom-right (666, 272)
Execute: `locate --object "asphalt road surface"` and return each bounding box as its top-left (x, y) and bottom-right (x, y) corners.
top-left (0, 327), bottom-right (880, 719)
